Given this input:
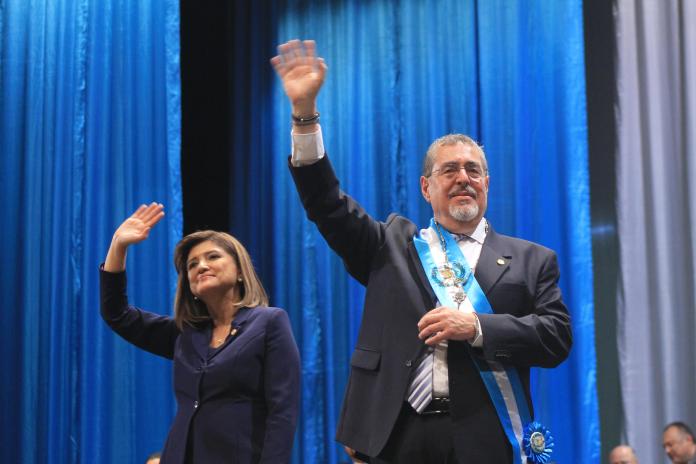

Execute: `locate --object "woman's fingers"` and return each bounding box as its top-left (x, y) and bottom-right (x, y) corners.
top-left (125, 203), bottom-right (164, 232)
top-left (147, 210), bottom-right (165, 228)
top-left (140, 203), bottom-right (164, 225)
top-left (131, 203), bottom-right (148, 219)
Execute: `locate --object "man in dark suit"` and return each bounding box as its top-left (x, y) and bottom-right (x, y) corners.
top-left (272, 39), bottom-right (572, 464)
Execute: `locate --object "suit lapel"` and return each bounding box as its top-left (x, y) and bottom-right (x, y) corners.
top-left (476, 228), bottom-right (512, 295)
top-left (407, 240), bottom-right (438, 312)
top-left (231, 306), bottom-right (253, 330)
top-left (190, 307), bottom-right (255, 361)
top-left (207, 307), bottom-right (254, 361)
top-left (406, 239), bottom-right (438, 361)
top-left (191, 324), bottom-right (211, 361)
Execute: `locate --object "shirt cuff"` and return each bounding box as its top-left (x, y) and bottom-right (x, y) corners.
top-left (469, 312), bottom-right (483, 347)
top-left (291, 127), bottom-right (325, 166)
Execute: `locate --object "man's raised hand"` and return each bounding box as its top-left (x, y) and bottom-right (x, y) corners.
top-left (271, 39), bottom-right (327, 116)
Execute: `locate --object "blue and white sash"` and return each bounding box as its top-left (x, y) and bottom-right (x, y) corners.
top-left (413, 218), bottom-right (541, 464)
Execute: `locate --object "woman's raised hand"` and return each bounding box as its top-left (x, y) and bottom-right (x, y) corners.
top-left (104, 203), bottom-right (165, 272)
top-left (113, 203), bottom-right (165, 247)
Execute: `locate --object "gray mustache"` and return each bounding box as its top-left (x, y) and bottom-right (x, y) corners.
top-left (449, 185), bottom-right (477, 198)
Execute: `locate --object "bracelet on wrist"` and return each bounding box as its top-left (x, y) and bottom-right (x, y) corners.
top-left (291, 112), bottom-right (320, 126)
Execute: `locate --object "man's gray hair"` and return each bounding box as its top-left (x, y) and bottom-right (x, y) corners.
top-left (422, 134), bottom-right (489, 177)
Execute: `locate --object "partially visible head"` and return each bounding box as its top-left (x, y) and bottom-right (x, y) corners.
top-left (663, 422), bottom-right (696, 463)
top-left (173, 231), bottom-right (268, 329)
top-left (420, 134), bottom-right (490, 231)
top-left (608, 445), bottom-right (638, 464)
top-left (145, 452), bottom-right (161, 464)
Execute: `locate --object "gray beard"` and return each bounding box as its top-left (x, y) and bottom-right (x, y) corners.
top-left (450, 203), bottom-right (479, 222)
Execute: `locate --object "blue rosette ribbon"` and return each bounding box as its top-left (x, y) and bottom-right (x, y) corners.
top-left (523, 421), bottom-right (554, 463)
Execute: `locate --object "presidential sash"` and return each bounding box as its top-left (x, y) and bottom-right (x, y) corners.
top-left (413, 218), bottom-right (553, 464)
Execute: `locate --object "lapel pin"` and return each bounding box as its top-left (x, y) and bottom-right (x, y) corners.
top-left (497, 258), bottom-right (506, 266)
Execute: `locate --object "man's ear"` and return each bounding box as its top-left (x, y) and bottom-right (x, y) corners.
top-left (420, 176), bottom-right (431, 202)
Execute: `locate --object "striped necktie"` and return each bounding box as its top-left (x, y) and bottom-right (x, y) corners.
top-left (406, 347), bottom-right (434, 413)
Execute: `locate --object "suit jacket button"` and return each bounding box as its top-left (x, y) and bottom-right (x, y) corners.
top-left (405, 360), bottom-right (412, 367)
top-left (193, 400), bottom-right (199, 409)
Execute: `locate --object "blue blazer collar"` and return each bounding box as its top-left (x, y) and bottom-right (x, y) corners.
top-left (190, 307), bottom-right (254, 361)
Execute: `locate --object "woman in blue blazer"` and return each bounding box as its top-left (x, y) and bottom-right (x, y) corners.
top-left (100, 202), bottom-right (300, 463)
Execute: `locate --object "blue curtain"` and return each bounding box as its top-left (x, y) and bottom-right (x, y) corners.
top-left (1, 0), bottom-right (597, 462)
top-left (270, 0), bottom-right (599, 462)
top-left (0, 0), bottom-right (181, 462)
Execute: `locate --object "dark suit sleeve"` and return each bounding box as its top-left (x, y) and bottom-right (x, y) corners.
top-left (99, 267), bottom-right (179, 360)
top-left (476, 250), bottom-right (572, 368)
top-left (288, 155), bottom-right (386, 285)
top-left (260, 309), bottom-right (301, 463)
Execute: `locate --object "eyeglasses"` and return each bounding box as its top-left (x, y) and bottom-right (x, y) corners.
top-left (429, 162), bottom-right (486, 181)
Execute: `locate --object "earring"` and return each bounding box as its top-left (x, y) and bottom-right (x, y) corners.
top-left (237, 277), bottom-right (243, 282)
top-left (193, 295), bottom-right (199, 301)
